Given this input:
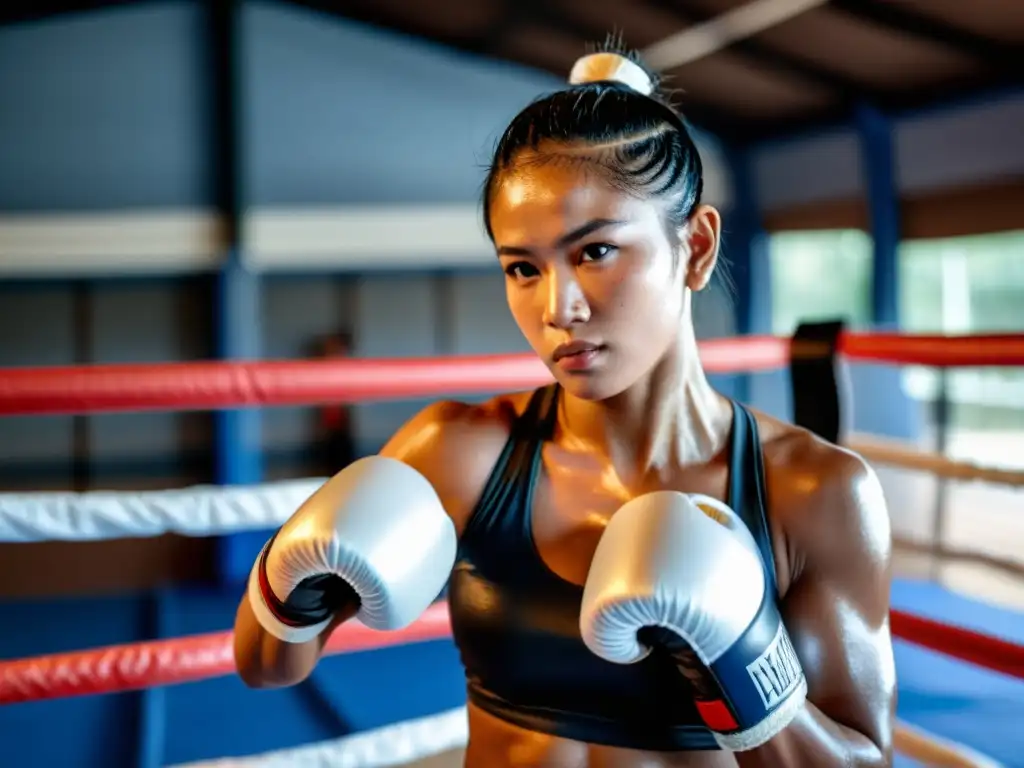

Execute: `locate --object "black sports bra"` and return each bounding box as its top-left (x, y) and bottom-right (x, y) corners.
top-left (447, 385), bottom-right (779, 751)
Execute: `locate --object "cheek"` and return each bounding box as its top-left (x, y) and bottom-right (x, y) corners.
top-left (506, 283), bottom-right (540, 335)
top-left (601, 250), bottom-right (681, 323)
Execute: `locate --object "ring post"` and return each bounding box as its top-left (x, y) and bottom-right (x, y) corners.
top-left (789, 320), bottom-right (849, 444)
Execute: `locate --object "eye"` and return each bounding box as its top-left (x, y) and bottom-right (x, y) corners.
top-left (504, 261), bottom-right (540, 281)
top-left (580, 243), bottom-right (617, 263)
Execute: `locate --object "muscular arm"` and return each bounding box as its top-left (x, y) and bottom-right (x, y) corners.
top-left (233, 398), bottom-right (510, 689)
top-left (234, 594), bottom-right (355, 688)
top-left (738, 449), bottom-right (897, 767)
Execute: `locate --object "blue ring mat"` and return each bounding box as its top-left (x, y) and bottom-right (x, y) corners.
top-left (892, 577), bottom-right (1023, 767)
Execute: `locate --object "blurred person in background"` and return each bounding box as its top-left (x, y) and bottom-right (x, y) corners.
top-left (316, 332), bottom-right (356, 474)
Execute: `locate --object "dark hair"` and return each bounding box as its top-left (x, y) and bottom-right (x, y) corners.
top-left (482, 42), bottom-right (704, 247)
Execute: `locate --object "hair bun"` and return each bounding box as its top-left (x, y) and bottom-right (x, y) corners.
top-left (568, 52), bottom-right (655, 96)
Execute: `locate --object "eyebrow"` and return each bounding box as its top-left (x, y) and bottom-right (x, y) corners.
top-left (496, 218), bottom-right (627, 257)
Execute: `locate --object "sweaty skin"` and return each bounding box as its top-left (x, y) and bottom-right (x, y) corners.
top-left (234, 155), bottom-right (896, 767)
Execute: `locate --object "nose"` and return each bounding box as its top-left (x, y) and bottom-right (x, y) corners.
top-left (542, 267), bottom-right (590, 329)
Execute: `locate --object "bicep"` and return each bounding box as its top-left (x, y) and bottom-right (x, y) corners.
top-left (783, 572), bottom-right (896, 748)
top-left (783, 460), bottom-right (897, 752)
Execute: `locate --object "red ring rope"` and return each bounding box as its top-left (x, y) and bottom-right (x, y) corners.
top-left (0, 603), bottom-right (453, 704)
top-left (889, 609), bottom-right (1024, 680)
top-left (1, 332), bottom-right (1022, 417)
top-left (0, 603), bottom-right (1020, 704)
top-left (0, 354), bottom-right (549, 417)
top-left (840, 332), bottom-right (1024, 368)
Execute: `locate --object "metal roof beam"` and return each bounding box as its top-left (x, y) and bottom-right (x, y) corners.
top-left (643, 0), bottom-right (827, 70)
top-left (828, 0), bottom-right (1023, 74)
top-left (646, 0), bottom-right (872, 99)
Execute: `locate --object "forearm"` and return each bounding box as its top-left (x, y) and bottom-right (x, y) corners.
top-left (736, 701), bottom-right (888, 768)
top-left (233, 592), bottom-right (355, 688)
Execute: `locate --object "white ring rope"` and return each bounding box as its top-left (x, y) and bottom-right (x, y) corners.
top-left (893, 720), bottom-right (1006, 768)
top-left (164, 705), bottom-right (1000, 768)
top-left (0, 478), bottom-right (323, 542)
top-left (845, 434), bottom-right (1024, 488)
top-left (890, 538), bottom-right (1024, 579)
top-left (0, 432), bottom-right (1021, 543)
top-left (168, 706), bottom-right (468, 768)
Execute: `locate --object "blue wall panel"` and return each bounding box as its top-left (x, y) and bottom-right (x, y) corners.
top-left (241, 0), bottom-right (561, 206)
top-left (0, 1), bottom-right (213, 211)
top-left (213, 256), bottom-right (270, 585)
top-left (853, 103), bottom-right (919, 442)
top-left (722, 145), bottom-right (774, 406)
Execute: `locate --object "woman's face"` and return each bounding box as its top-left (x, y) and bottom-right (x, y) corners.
top-left (489, 157), bottom-right (713, 402)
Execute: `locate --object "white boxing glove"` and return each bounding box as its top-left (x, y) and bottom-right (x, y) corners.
top-left (580, 492), bottom-right (806, 751)
top-left (248, 455), bottom-right (457, 644)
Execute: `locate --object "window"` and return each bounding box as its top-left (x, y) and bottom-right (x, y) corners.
top-left (899, 230), bottom-right (1024, 450)
top-left (768, 229), bottom-right (873, 335)
top-left (900, 230), bottom-right (1024, 335)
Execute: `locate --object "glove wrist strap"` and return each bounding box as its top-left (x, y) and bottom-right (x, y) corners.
top-left (677, 608), bottom-right (807, 751)
top-left (248, 542), bottom-right (333, 644)
top-left (711, 677), bottom-right (807, 751)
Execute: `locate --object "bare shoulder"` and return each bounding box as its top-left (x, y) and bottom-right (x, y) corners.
top-left (753, 410), bottom-right (892, 588)
top-left (379, 391), bottom-right (536, 534)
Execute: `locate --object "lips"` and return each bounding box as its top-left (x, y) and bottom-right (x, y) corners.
top-left (552, 341), bottom-right (606, 372)
top-left (553, 340), bottom-right (603, 362)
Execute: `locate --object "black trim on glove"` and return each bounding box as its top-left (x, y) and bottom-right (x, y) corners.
top-left (637, 626), bottom-right (719, 698)
top-left (257, 535), bottom-right (361, 628)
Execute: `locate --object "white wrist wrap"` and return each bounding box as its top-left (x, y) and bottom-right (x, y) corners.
top-left (247, 543), bottom-right (334, 644)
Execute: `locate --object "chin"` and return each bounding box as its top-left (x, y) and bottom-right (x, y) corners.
top-left (552, 370), bottom-right (629, 403)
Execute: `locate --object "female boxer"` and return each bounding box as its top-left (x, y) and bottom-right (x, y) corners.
top-left (234, 43), bottom-right (897, 768)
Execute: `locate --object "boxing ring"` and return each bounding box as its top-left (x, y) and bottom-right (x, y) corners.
top-left (1, 330), bottom-right (1023, 767)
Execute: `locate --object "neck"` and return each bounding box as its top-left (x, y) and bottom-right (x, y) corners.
top-left (558, 323), bottom-right (731, 486)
